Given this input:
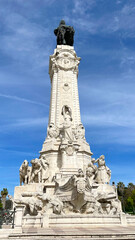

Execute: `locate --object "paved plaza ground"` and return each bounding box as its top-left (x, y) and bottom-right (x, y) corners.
top-left (0, 225), bottom-right (135, 240)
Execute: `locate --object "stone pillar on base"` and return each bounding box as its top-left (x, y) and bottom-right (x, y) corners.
top-left (14, 205), bottom-right (25, 231)
top-left (120, 213), bottom-right (127, 226)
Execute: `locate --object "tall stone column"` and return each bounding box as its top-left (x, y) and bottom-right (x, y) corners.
top-left (48, 45), bottom-right (81, 128)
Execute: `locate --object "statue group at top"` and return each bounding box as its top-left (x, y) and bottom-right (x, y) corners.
top-left (15, 20), bottom-right (122, 221)
top-left (54, 20), bottom-right (75, 46)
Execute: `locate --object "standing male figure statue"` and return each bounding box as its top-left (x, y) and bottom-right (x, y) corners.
top-left (54, 20), bottom-right (75, 46)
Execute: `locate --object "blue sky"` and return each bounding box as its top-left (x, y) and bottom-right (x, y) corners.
top-left (0, 0), bottom-right (135, 195)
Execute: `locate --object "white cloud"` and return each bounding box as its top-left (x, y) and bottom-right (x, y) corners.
top-left (72, 0), bottom-right (95, 15)
top-left (65, 1), bottom-right (135, 36)
top-left (0, 93), bottom-right (47, 107)
top-left (15, 117), bottom-right (48, 127)
top-left (79, 78), bottom-right (135, 145)
top-left (0, 117), bottom-right (48, 133)
top-left (0, 10), bottom-right (51, 69)
top-left (15, 0), bottom-right (55, 8)
top-left (82, 111), bottom-right (135, 129)
top-left (0, 148), bottom-right (38, 157)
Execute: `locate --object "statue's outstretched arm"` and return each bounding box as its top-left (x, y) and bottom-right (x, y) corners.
top-left (54, 28), bottom-right (58, 35)
top-left (94, 158), bottom-right (99, 163)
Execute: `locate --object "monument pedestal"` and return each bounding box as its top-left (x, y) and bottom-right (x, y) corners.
top-left (13, 211), bottom-right (135, 229)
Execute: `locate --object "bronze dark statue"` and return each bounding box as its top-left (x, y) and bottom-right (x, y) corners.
top-left (54, 20), bottom-right (75, 46)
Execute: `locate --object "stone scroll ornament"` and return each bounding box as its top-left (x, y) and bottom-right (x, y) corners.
top-left (54, 20), bottom-right (75, 46)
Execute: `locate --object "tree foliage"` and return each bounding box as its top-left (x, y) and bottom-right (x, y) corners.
top-left (117, 182), bottom-right (135, 214)
top-left (1, 188), bottom-right (8, 197)
top-left (0, 188), bottom-right (9, 209)
top-left (0, 197), bottom-right (2, 209)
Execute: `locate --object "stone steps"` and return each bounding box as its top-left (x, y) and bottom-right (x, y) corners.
top-left (7, 226), bottom-right (135, 240)
top-left (8, 234), bottom-right (135, 240)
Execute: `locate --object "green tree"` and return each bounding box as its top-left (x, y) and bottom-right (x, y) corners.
top-left (124, 184), bottom-right (135, 213)
top-left (117, 182), bottom-right (125, 196)
top-left (126, 197), bottom-right (134, 213)
top-left (128, 183), bottom-right (135, 191)
top-left (131, 189), bottom-right (135, 214)
top-left (1, 188), bottom-right (8, 209)
top-left (0, 197), bottom-right (2, 209)
top-left (117, 182), bottom-right (125, 212)
top-left (117, 182), bottom-right (135, 214)
top-left (1, 188), bottom-right (8, 197)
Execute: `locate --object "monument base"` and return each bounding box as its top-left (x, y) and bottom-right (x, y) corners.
top-left (18, 213), bottom-right (135, 228)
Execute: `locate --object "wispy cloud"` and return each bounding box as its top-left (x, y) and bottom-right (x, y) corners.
top-left (0, 93), bottom-right (48, 107)
top-left (82, 114), bottom-right (135, 128)
top-left (0, 117), bottom-right (48, 133)
top-left (72, 0), bottom-right (95, 15)
top-left (0, 148), bottom-right (39, 157)
top-left (79, 74), bottom-right (135, 146)
top-left (0, 9), bottom-right (51, 70)
top-left (81, 82), bottom-right (135, 125)
top-left (65, 1), bottom-right (135, 37)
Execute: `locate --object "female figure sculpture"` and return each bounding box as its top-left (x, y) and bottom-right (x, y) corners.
top-left (95, 155), bottom-right (111, 184)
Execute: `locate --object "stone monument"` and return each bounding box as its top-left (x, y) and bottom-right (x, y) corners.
top-left (13, 20), bottom-right (126, 229)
